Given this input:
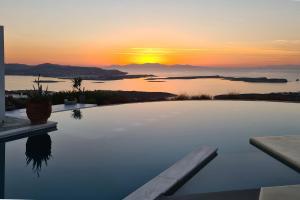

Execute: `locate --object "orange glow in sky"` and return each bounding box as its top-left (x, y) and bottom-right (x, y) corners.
top-left (5, 43), bottom-right (300, 67)
top-left (117, 48), bottom-right (169, 64)
top-left (129, 48), bottom-right (166, 64)
top-left (111, 45), bottom-right (300, 67)
top-left (1, 0), bottom-right (300, 67)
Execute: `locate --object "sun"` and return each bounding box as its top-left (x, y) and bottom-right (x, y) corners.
top-left (130, 48), bottom-right (166, 64)
top-left (133, 54), bottom-right (162, 64)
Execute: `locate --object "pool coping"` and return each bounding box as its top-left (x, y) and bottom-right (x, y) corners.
top-left (250, 135), bottom-right (300, 173)
top-left (5, 103), bottom-right (98, 118)
top-left (0, 120), bottom-right (57, 142)
top-left (160, 188), bottom-right (260, 200)
top-left (123, 146), bottom-right (218, 200)
top-left (259, 185), bottom-right (300, 200)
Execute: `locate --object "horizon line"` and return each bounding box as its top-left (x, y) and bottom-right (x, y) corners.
top-left (5, 62), bottom-right (300, 69)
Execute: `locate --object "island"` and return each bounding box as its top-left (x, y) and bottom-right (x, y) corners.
top-left (147, 75), bottom-right (288, 83)
top-left (33, 80), bottom-right (65, 83)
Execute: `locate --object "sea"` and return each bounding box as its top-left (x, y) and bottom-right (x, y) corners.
top-left (5, 67), bottom-right (300, 95)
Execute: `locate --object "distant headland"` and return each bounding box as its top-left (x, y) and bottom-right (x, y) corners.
top-left (5, 63), bottom-right (153, 81)
top-left (5, 63), bottom-right (290, 83)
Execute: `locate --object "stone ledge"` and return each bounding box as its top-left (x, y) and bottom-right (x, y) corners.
top-left (0, 117), bottom-right (57, 142)
top-left (250, 135), bottom-right (300, 172)
top-left (160, 189), bottom-right (260, 200)
top-left (123, 146), bottom-right (217, 200)
top-left (259, 185), bottom-right (300, 200)
top-left (6, 103), bottom-right (97, 118)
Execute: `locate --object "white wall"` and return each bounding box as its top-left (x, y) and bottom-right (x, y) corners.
top-left (0, 26), bottom-right (5, 123)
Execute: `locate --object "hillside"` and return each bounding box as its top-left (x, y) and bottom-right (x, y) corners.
top-left (5, 63), bottom-right (151, 80)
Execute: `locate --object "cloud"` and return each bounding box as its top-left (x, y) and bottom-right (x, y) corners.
top-left (273, 40), bottom-right (300, 44)
top-left (271, 40), bottom-right (300, 52)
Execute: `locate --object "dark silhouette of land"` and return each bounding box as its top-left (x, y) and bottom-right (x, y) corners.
top-left (6, 63), bottom-right (292, 83)
top-left (172, 92), bottom-right (300, 102)
top-left (5, 63), bottom-right (153, 80)
top-left (224, 77), bottom-right (287, 83)
top-left (214, 92), bottom-right (300, 102)
top-left (52, 90), bottom-right (176, 105)
top-left (147, 76), bottom-right (288, 83)
top-left (7, 89), bottom-right (300, 111)
top-left (5, 90), bottom-right (176, 110)
top-left (33, 80), bottom-right (64, 83)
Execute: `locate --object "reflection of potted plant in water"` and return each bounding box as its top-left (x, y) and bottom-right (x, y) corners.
top-left (72, 77), bottom-right (85, 103)
top-left (26, 75), bottom-right (52, 124)
top-left (72, 109), bottom-right (83, 120)
top-left (25, 134), bottom-right (52, 177)
top-left (64, 97), bottom-right (77, 105)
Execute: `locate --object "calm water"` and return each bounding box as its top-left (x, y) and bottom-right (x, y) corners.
top-left (5, 68), bottom-right (300, 95)
top-left (1, 101), bottom-right (300, 199)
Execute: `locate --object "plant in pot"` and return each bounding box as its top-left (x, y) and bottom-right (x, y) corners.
top-left (26, 75), bottom-right (52, 125)
top-left (72, 77), bottom-right (85, 103)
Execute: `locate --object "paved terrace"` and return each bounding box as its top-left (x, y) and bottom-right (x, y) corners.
top-left (1, 104), bottom-right (96, 141)
top-left (0, 116), bottom-right (57, 141)
top-left (161, 185), bottom-right (300, 200)
top-left (259, 185), bottom-right (300, 200)
top-left (6, 103), bottom-right (97, 118)
top-left (250, 136), bottom-right (300, 199)
top-left (250, 135), bottom-right (300, 172)
top-left (160, 189), bottom-right (260, 200)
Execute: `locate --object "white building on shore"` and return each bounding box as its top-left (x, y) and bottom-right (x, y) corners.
top-left (0, 26), bottom-right (5, 123)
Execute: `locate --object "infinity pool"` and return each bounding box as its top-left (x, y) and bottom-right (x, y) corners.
top-left (1, 101), bottom-right (300, 199)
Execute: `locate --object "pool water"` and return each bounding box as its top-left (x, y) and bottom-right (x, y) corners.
top-left (1, 101), bottom-right (300, 199)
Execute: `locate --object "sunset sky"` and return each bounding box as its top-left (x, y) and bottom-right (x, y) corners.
top-left (1, 0), bottom-right (300, 67)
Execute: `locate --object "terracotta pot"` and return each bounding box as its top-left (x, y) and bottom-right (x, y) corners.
top-left (26, 100), bottom-right (52, 125)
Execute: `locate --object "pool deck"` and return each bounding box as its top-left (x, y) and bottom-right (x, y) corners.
top-left (250, 135), bottom-right (300, 172)
top-left (250, 136), bottom-right (300, 199)
top-left (163, 186), bottom-right (300, 200)
top-left (0, 116), bottom-right (57, 142)
top-left (5, 103), bottom-right (97, 118)
top-left (160, 189), bottom-right (260, 200)
top-left (259, 185), bottom-right (300, 200)
top-left (0, 104), bottom-right (94, 141)
top-left (124, 146), bottom-right (217, 200)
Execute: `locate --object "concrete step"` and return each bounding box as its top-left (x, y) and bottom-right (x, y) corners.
top-left (159, 189), bottom-right (260, 200)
